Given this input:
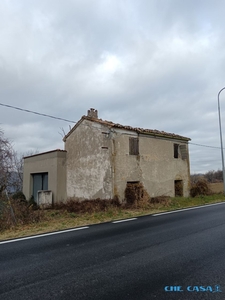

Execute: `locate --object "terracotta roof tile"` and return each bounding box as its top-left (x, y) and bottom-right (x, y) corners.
top-left (63, 116), bottom-right (190, 141)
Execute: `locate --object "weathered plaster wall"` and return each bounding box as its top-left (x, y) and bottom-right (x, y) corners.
top-left (112, 131), bottom-right (190, 200)
top-left (140, 135), bottom-right (190, 197)
top-left (112, 131), bottom-right (140, 199)
top-left (23, 151), bottom-right (67, 203)
top-left (65, 120), bottom-right (113, 200)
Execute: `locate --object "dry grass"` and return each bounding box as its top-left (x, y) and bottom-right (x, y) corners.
top-left (0, 206), bottom-right (162, 240)
top-left (0, 198), bottom-right (43, 231)
top-left (1, 194), bottom-right (225, 241)
top-left (190, 179), bottom-right (211, 197)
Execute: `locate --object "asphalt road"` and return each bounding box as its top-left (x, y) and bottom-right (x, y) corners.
top-left (1, 202), bottom-right (225, 300)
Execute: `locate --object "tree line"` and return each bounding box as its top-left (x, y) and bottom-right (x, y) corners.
top-left (191, 170), bottom-right (223, 183)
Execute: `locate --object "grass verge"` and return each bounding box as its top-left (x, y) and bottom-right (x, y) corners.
top-left (1, 194), bottom-right (225, 241)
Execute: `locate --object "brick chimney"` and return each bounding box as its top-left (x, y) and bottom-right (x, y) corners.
top-left (87, 108), bottom-right (98, 118)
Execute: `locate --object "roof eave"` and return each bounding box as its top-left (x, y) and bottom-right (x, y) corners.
top-left (138, 131), bottom-right (191, 141)
top-left (63, 115), bottom-right (191, 142)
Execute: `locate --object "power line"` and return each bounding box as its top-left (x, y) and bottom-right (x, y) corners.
top-left (0, 102), bottom-right (224, 150)
top-left (189, 142), bottom-right (222, 149)
top-left (0, 102), bottom-right (77, 124)
top-left (0, 102), bottom-right (109, 132)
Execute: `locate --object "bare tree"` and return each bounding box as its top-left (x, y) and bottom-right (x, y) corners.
top-left (204, 169), bottom-right (223, 183)
top-left (12, 150), bottom-right (39, 192)
top-left (214, 169), bottom-right (223, 182)
top-left (204, 170), bottom-right (215, 183)
top-left (0, 129), bottom-right (14, 194)
top-left (0, 129), bottom-right (40, 194)
top-left (11, 151), bottom-right (24, 192)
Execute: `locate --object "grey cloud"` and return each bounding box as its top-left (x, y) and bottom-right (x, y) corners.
top-left (1, 0), bottom-right (225, 174)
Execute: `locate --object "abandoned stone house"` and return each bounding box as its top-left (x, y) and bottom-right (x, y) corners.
top-left (23, 108), bottom-right (191, 204)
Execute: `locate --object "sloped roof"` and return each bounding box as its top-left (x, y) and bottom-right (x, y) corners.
top-left (63, 116), bottom-right (190, 142)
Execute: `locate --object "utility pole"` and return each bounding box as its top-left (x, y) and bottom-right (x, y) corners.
top-left (218, 87), bottom-right (225, 194)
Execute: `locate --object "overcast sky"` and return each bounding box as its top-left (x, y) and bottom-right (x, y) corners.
top-left (1, 0), bottom-right (225, 174)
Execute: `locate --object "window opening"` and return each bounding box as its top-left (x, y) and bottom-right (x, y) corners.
top-left (129, 137), bottom-right (139, 155)
top-left (174, 144), bottom-right (179, 158)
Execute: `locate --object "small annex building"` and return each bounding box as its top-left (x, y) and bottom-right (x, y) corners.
top-left (23, 109), bottom-right (191, 204)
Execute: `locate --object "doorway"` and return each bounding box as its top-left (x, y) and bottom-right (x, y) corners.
top-left (174, 180), bottom-right (183, 197)
top-left (32, 173), bottom-right (48, 202)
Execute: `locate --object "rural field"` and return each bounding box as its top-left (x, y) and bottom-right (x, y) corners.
top-left (208, 182), bottom-right (224, 194)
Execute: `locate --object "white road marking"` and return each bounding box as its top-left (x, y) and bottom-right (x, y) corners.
top-left (152, 202), bottom-right (225, 217)
top-left (0, 226), bottom-right (89, 245)
top-left (112, 218), bottom-right (137, 224)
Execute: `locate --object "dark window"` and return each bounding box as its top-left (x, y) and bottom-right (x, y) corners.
top-left (32, 173), bottom-right (48, 202)
top-left (129, 137), bottom-right (139, 155)
top-left (174, 144), bottom-right (179, 158)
